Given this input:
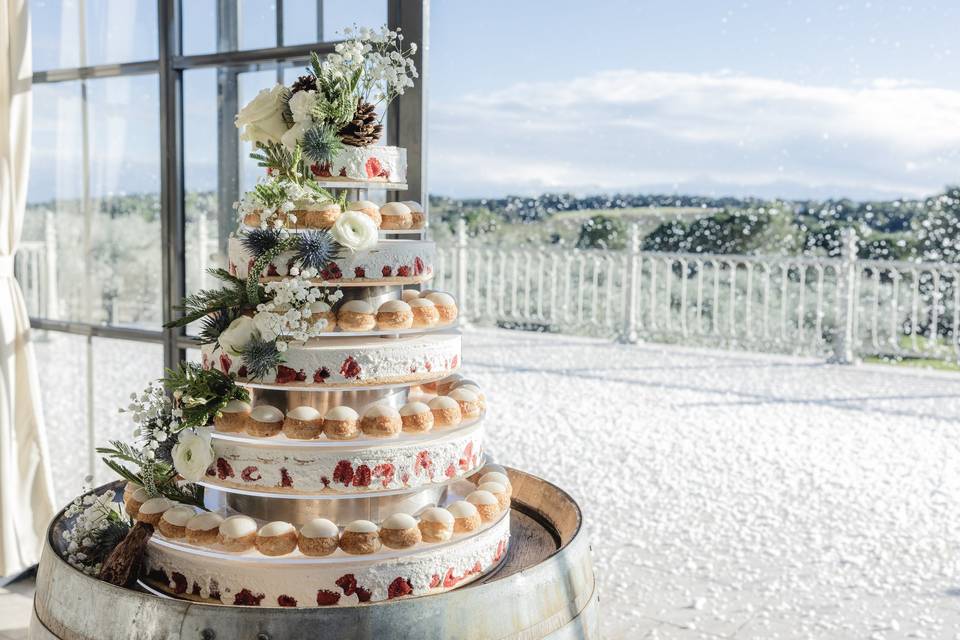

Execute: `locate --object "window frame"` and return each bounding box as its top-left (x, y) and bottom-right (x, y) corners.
top-left (27, 0), bottom-right (428, 375)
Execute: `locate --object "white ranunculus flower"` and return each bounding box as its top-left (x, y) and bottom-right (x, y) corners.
top-left (280, 120), bottom-right (311, 152)
top-left (218, 316), bottom-right (256, 356)
top-left (172, 429), bottom-right (214, 482)
top-left (331, 210), bottom-right (378, 252)
top-left (288, 90), bottom-right (316, 123)
top-left (235, 84), bottom-right (289, 146)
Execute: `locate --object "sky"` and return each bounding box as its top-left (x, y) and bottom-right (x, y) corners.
top-left (26, 0), bottom-right (960, 203)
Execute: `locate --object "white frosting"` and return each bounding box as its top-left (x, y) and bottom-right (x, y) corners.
top-left (341, 299), bottom-right (374, 314)
top-left (400, 201), bottom-right (423, 214)
top-left (481, 464), bottom-right (507, 476)
top-left (325, 405), bottom-right (359, 421)
top-left (400, 401), bottom-right (431, 417)
top-left (345, 519), bottom-right (379, 534)
top-left (222, 399), bottom-right (252, 414)
top-left (363, 403), bottom-right (401, 419)
top-left (300, 518), bottom-right (339, 539)
top-left (378, 299), bottom-right (411, 314)
top-left (144, 513), bottom-right (510, 607)
top-left (477, 482), bottom-right (507, 497)
top-left (227, 237), bottom-right (434, 283)
top-left (258, 521), bottom-right (295, 537)
top-left (448, 388), bottom-right (479, 403)
top-left (429, 396), bottom-right (459, 410)
top-left (187, 512), bottom-right (224, 531)
top-left (381, 202), bottom-right (411, 216)
top-left (251, 405), bottom-right (284, 423)
top-left (313, 145), bottom-right (406, 183)
top-left (382, 513), bottom-right (417, 530)
top-left (419, 507), bottom-right (454, 524)
top-left (446, 500), bottom-right (479, 518)
top-left (208, 418), bottom-right (484, 494)
top-left (466, 490), bottom-right (498, 506)
top-left (160, 505), bottom-right (197, 526)
top-left (131, 487), bottom-right (150, 502)
top-left (287, 406), bottom-right (322, 421)
top-left (241, 335), bottom-right (439, 399)
top-left (220, 515), bottom-right (258, 538)
top-left (457, 384), bottom-right (483, 397)
top-left (139, 497), bottom-right (174, 515)
top-left (309, 300), bottom-right (331, 313)
top-left (480, 471), bottom-right (510, 487)
top-left (426, 292), bottom-right (456, 307)
top-left (347, 200), bottom-right (379, 212)
top-left (401, 289), bottom-right (421, 302)
top-left (408, 297), bottom-right (436, 309)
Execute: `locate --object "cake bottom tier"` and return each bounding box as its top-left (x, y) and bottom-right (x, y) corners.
top-left (142, 513), bottom-right (510, 608)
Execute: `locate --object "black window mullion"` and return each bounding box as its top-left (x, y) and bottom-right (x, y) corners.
top-left (159, 0), bottom-right (185, 372)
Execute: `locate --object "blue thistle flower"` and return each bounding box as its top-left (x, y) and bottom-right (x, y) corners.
top-left (240, 228), bottom-right (283, 259)
top-left (295, 230), bottom-right (341, 272)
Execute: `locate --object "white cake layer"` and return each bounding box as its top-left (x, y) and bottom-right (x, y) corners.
top-left (205, 419), bottom-right (483, 495)
top-left (307, 145), bottom-right (406, 183)
top-left (143, 514), bottom-right (509, 607)
top-left (201, 332), bottom-right (461, 387)
top-left (227, 237), bottom-right (435, 284)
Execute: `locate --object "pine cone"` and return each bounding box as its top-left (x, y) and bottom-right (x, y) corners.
top-left (339, 100), bottom-right (383, 147)
top-left (291, 74), bottom-right (317, 95)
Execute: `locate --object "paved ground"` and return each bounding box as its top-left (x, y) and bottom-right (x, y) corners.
top-left (18, 328), bottom-right (960, 638)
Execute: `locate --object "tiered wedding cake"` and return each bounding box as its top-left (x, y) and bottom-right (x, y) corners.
top-left (64, 27), bottom-right (512, 608)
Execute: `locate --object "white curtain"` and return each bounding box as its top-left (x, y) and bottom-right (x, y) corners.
top-left (0, 0), bottom-right (56, 577)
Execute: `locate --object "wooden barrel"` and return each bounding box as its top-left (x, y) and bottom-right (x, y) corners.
top-left (31, 468), bottom-right (598, 639)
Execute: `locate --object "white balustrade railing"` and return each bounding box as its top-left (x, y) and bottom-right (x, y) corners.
top-left (14, 216), bottom-right (960, 364)
top-left (438, 220), bottom-right (960, 364)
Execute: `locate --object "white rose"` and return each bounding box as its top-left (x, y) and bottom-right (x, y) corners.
top-left (280, 120), bottom-right (311, 152)
top-left (331, 210), bottom-right (378, 252)
top-left (288, 90), bottom-right (316, 123)
top-left (218, 316), bottom-right (256, 356)
top-left (252, 310), bottom-right (283, 342)
top-left (235, 84), bottom-right (289, 146)
top-left (171, 429), bottom-right (214, 482)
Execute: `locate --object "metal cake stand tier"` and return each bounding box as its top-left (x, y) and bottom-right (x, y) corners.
top-left (31, 468), bottom-right (597, 640)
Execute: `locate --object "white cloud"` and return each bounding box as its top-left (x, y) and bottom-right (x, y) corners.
top-left (429, 70), bottom-right (960, 199)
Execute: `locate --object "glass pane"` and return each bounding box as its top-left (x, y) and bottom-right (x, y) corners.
top-left (32, 331), bottom-right (87, 502)
top-left (91, 337), bottom-right (163, 487)
top-left (181, 0), bottom-right (277, 55)
top-left (282, 0), bottom-right (321, 46)
top-left (33, 332), bottom-right (162, 500)
top-left (30, 0), bottom-right (158, 71)
top-left (23, 75), bottom-right (162, 327)
top-left (322, 0), bottom-right (386, 40)
top-left (181, 0), bottom-right (216, 55)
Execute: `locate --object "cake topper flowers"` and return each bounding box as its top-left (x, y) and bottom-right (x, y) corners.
top-left (234, 24), bottom-right (418, 168)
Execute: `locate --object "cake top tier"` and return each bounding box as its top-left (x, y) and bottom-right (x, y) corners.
top-left (234, 26), bottom-right (417, 192)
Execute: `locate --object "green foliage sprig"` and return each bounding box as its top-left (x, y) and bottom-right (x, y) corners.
top-left (165, 268), bottom-right (258, 329)
top-left (162, 363), bottom-right (250, 431)
top-left (97, 441), bottom-right (205, 508)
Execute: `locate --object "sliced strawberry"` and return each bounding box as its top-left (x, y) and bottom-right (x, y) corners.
top-left (382, 265), bottom-right (392, 277)
top-left (275, 365), bottom-right (298, 384)
top-left (233, 589), bottom-right (265, 606)
top-left (313, 367), bottom-right (330, 383)
top-left (397, 265), bottom-right (411, 277)
top-left (352, 464), bottom-right (372, 487)
top-left (365, 157), bottom-right (383, 178)
top-left (335, 574), bottom-right (357, 596)
top-left (216, 458), bottom-right (234, 479)
top-left (171, 572), bottom-right (188, 594)
top-left (316, 589), bottom-right (341, 606)
top-left (333, 460), bottom-right (354, 486)
top-left (414, 256), bottom-right (425, 275)
top-left (240, 466), bottom-right (261, 482)
top-left (340, 356), bottom-right (361, 379)
top-left (280, 468), bottom-right (293, 487)
top-left (277, 595), bottom-right (297, 607)
top-left (354, 266), bottom-right (366, 278)
top-left (387, 577), bottom-right (414, 599)
top-left (219, 353), bottom-right (232, 374)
